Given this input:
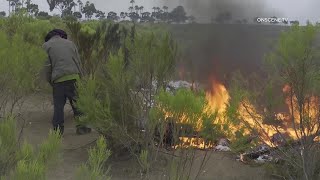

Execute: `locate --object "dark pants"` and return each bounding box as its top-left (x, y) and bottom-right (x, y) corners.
top-left (52, 79), bottom-right (82, 127)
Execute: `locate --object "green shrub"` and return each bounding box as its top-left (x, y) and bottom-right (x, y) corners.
top-left (0, 29), bottom-right (46, 115)
top-left (150, 88), bottom-right (222, 179)
top-left (75, 136), bottom-right (111, 180)
top-left (76, 30), bottom-right (177, 150)
top-left (0, 116), bottom-right (62, 179)
top-left (0, 116), bottom-right (17, 175)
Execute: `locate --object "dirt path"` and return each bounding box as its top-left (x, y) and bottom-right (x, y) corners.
top-left (17, 94), bottom-right (274, 180)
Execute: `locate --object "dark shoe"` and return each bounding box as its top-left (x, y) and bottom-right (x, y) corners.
top-left (76, 125), bottom-right (92, 135)
top-left (53, 125), bottom-right (64, 136)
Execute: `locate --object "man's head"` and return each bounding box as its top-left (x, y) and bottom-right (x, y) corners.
top-left (45, 29), bottom-right (68, 42)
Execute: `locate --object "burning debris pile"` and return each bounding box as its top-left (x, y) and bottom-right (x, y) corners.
top-left (151, 78), bottom-right (319, 164)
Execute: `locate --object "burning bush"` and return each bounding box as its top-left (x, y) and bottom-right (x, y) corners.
top-left (150, 88), bottom-right (222, 148)
top-left (225, 24), bottom-right (320, 179)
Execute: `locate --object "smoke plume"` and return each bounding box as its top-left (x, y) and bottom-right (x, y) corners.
top-left (158, 0), bottom-right (282, 23)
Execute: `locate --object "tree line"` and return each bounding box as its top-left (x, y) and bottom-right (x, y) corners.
top-left (0, 0), bottom-right (194, 23)
top-left (0, 0), bottom-right (303, 25)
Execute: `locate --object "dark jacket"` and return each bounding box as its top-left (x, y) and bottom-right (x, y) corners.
top-left (43, 36), bottom-right (83, 84)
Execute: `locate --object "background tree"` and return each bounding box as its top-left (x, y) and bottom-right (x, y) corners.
top-left (130, 0), bottom-right (135, 10)
top-left (128, 6), bottom-right (133, 13)
top-left (73, 11), bottom-right (82, 19)
top-left (77, 0), bottom-right (83, 12)
top-left (120, 12), bottom-right (126, 20)
top-left (134, 5), bottom-right (139, 14)
top-left (139, 6), bottom-right (144, 15)
top-left (9, 0), bottom-right (20, 13)
top-left (0, 11), bottom-right (6, 17)
top-left (95, 10), bottom-right (106, 20)
top-left (37, 11), bottom-right (51, 19)
top-left (215, 11), bottom-right (232, 24)
top-left (141, 12), bottom-right (152, 23)
top-left (82, 1), bottom-right (96, 19)
top-left (107, 11), bottom-right (118, 21)
top-left (128, 12), bottom-right (139, 22)
top-left (169, 6), bottom-right (187, 23)
top-left (163, 6), bottom-right (168, 13)
top-left (188, 16), bottom-right (196, 23)
top-left (25, 0), bottom-right (39, 16)
top-left (290, 20), bottom-right (300, 25)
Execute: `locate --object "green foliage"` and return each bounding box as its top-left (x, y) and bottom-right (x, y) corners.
top-left (17, 20), bottom-right (54, 45)
top-left (13, 160), bottom-right (46, 180)
top-left (150, 89), bottom-right (222, 179)
top-left (12, 130), bottom-right (61, 180)
top-left (152, 89), bottom-right (213, 129)
top-left (0, 116), bottom-right (62, 179)
top-left (0, 31), bottom-right (47, 114)
top-left (37, 131), bottom-right (62, 164)
top-left (0, 116), bottom-right (17, 175)
top-left (75, 136), bottom-right (111, 180)
top-left (76, 28), bottom-right (177, 151)
top-left (139, 150), bottom-right (150, 174)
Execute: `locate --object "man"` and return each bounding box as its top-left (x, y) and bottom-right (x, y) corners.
top-left (43, 29), bottom-right (91, 135)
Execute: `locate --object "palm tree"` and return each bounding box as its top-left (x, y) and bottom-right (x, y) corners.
top-left (152, 7), bottom-right (156, 13)
top-left (128, 6), bottom-right (133, 13)
top-left (134, 5), bottom-right (139, 14)
top-left (130, 0), bottom-right (135, 9)
top-left (163, 6), bottom-right (168, 12)
top-left (11, 1), bottom-right (16, 12)
top-left (71, 2), bottom-right (77, 12)
top-left (139, 6), bottom-right (144, 14)
top-left (120, 12), bottom-right (126, 20)
top-left (77, 0), bottom-right (83, 12)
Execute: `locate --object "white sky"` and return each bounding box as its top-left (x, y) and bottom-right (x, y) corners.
top-left (0, 0), bottom-right (319, 23)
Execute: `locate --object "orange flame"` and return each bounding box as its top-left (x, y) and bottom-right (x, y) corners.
top-left (166, 80), bottom-right (319, 149)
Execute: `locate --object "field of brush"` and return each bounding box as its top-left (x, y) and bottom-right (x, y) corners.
top-left (2, 14), bottom-right (319, 180)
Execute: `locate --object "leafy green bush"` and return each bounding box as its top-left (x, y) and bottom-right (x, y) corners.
top-left (75, 136), bottom-right (111, 180)
top-left (0, 116), bottom-right (62, 179)
top-left (76, 29), bottom-right (177, 150)
top-left (149, 88), bottom-right (222, 179)
top-left (0, 31), bottom-right (46, 115)
top-left (0, 116), bottom-right (17, 175)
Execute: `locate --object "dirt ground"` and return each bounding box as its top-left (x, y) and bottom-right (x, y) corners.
top-left (16, 94), bottom-right (275, 180)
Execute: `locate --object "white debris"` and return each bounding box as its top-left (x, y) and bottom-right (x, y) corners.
top-left (168, 81), bottom-right (193, 90)
top-left (255, 155), bottom-right (273, 163)
top-left (217, 138), bottom-right (230, 146)
top-left (215, 145), bottom-right (231, 151)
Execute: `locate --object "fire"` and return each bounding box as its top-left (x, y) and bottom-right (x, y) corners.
top-left (206, 80), bottom-right (230, 114)
top-left (204, 81), bottom-right (319, 146)
top-left (204, 82), bottom-right (277, 144)
top-left (282, 84), bottom-right (320, 136)
top-left (174, 137), bottom-right (214, 149)
top-left (163, 79), bottom-right (319, 149)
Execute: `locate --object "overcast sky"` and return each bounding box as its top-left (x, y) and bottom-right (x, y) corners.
top-left (0, 0), bottom-right (319, 23)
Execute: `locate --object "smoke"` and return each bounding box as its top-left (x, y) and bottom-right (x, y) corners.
top-left (158, 0), bottom-right (282, 23)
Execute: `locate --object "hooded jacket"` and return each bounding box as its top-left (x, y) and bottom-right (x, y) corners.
top-left (43, 36), bottom-right (83, 84)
